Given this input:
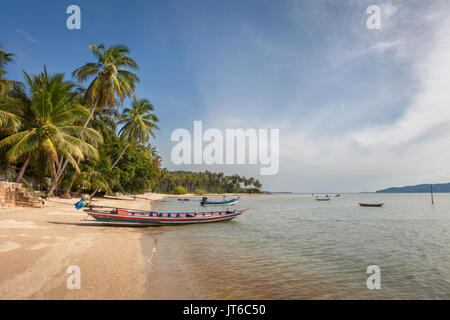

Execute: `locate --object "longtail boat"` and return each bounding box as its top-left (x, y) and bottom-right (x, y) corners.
top-left (82, 206), bottom-right (249, 226)
top-left (177, 198), bottom-right (190, 201)
top-left (359, 203), bottom-right (383, 207)
top-left (200, 196), bottom-right (240, 206)
top-left (315, 198), bottom-right (330, 201)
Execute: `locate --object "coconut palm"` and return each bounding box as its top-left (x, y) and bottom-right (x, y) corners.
top-left (110, 98), bottom-right (159, 169)
top-left (71, 163), bottom-right (111, 195)
top-left (0, 44), bottom-right (23, 130)
top-left (0, 44), bottom-right (15, 69)
top-left (53, 44), bottom-right (141, 186)
top-left (72, 43), bottom-right (140, 126)
top-left (0, 99), bottom-right (22, 133)
top-left (0, 67), bottom-right (102, 194)
top-left (0, 45), bottom-right (22, 95)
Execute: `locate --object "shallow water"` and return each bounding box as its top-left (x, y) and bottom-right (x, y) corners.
top-left (142, 194), bottom-right (450, 299)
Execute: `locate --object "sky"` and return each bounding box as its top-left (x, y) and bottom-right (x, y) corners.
top-left (1, 0), bottom-right (450, 192)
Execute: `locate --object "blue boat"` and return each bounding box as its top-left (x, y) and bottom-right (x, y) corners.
top-left (200, 196), bottom-right (240, 206)
top-left (82, 207), bottom-right (248, 226)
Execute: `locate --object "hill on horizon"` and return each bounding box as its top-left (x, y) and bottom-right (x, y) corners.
top-left (376, 183), bottom-right (450, 193)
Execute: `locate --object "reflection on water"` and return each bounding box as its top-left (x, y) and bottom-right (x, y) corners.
top-left (142, 194), bottom-right (450, 299)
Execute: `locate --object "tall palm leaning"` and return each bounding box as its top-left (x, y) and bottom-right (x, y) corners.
top-left (51, 44), bottom-right (140, 194)
top-left (88, 98), bottom-right (158, 197)
top-left (0, 67), bottom-right (102, 193)
top-left (73, 43), bottom-right (140, 126)
top-left (111, 98), bottom-right (159, 169)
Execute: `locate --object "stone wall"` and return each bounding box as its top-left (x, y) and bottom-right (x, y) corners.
top-left (0, 181), bottom-right (44, 208)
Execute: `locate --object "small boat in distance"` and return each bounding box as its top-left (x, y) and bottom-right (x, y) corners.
top-left (359, 203), bottom-right (384, 207)
top-left (315, 198), bottom-right (330, 201)
top-left (177, 198), bottom-right (190, 201)
top-left (200, 196), bottom-right (240, 206)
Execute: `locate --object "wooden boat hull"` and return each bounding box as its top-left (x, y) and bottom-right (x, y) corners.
top-left (200, 196), bottom-right (240, 206)
top-left (84, 208), bottom-right (248, 225)
top-left (359, 203), bottom-right (383, 207)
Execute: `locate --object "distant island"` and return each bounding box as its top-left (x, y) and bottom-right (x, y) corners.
top-left (376, 183), bottom-right (450, 193)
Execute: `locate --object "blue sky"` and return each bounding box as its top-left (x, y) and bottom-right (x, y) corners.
top-left (2, 0), bottom-right (450, 192)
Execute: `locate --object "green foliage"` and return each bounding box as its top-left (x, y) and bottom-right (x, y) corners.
top-left (174, 186), bottom-right (187, 195)
top-left (155, 170), bottom-right (262, 194)
top-left (0, 67), bottom-right (102, 185)
top-left (194, 188), bottom-right (206, 195)
top-left (0, 43), bottom-right (263, 196)
top-left (87, 127), bottom-right (158, 194)
top-left (72, 44), bottom-right (140, 111)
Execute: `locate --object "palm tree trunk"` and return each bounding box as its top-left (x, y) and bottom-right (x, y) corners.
top-left (110, 143), bottom-right (129, 170)
top-left (90, 188), bottom-right (98, 197)
top-left (14, 153), bottom-right (31, 182)
top-left (48, 98), bottom-right (100, 196)
top-left (48, 160), bottom-right (59, 196)
top-left (83, 102), bottom-right (97, 128)
top-left (56, 155), bottom-right (63, 175)
top-left (63, 174), bottom-right (77, 198)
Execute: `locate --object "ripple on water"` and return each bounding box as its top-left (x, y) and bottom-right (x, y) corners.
top-left (147, 194), bottom-right (450, 299)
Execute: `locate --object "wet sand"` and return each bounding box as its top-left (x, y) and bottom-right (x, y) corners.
top-left (0, 193), bottom-right (165, 299)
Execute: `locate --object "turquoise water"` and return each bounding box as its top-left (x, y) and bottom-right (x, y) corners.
top-left (143, 194), bottom-right (450, 299)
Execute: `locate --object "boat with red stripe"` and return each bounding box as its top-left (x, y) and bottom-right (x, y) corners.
top-left (82, 207), bottom-right (249, 225)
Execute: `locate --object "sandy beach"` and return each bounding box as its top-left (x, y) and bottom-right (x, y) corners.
top-left (0, 193), bottom-right (166, 299)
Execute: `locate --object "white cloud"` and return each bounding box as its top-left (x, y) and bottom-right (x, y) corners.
top-left (189, 1), bottom-right (450, 192)
top-left (353, 13), bottom-right (450, 148)
top-left (16, 29), bottom-right (39, 44)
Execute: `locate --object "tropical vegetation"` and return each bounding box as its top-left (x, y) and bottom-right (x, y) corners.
top-left (0, 42), bottom-right (263, 197)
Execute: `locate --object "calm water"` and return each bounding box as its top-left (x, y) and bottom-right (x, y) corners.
top-left (142, 194), bottom-right (450, 299)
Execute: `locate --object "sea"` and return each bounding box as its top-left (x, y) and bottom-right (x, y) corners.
top-left (141, 193), bottom-right (450, 299)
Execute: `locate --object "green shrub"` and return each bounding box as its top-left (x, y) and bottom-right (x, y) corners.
top-left (194, 188), bottom-right (206, 195)
top-left (173, 186), bottom-right (187, 194)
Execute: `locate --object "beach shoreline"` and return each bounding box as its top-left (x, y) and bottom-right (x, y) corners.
top-left (0, 192), bottom-right (166, 299)
top-left (0, 192), bottom-right (271, 299)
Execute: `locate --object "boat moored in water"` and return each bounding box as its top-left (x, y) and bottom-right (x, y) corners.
top-left (200, 196), bottom-right (240, 206)
top-left (82, 207), bottom-right (248, 225)
top-left (359, 203), bottom-right (384, 207)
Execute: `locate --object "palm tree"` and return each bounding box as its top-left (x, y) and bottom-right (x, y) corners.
top-left (0, 67), bottom-right (102, 194)
top-left (0, 98), bottom-right (22, 133)
top-left (253, 179), bottom-right (262, 190)
top-left (110, 98), bottom-right (159, 169)
top-left (72, 163), bottom-right (111, 195)
top-left (72, 43), bottom-right (140, 126)
top-left (0, 44), bottom-right (23, 130)
top-left (0, 45), bottom-right (22, 95)
top-left (0, 44), bottom-right (15, 69)
top-left (53, 44), bottom-right (141, 187)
